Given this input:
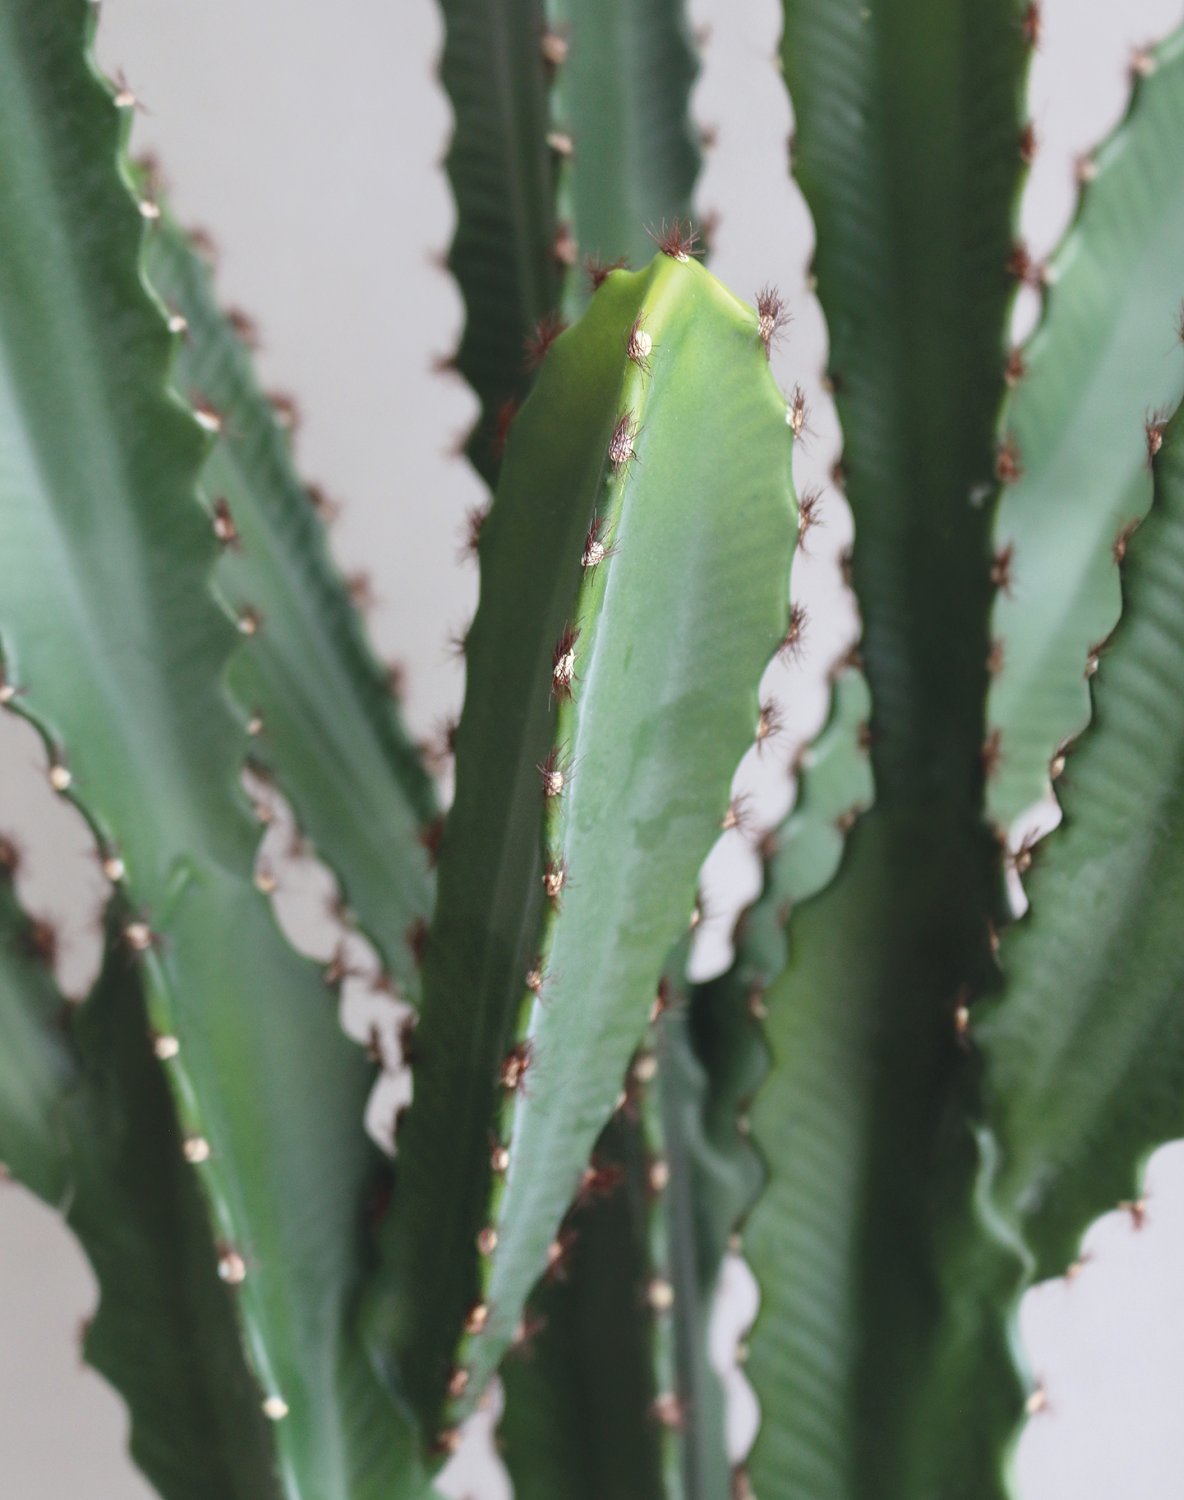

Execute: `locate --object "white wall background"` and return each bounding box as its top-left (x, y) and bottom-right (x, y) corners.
top-left (2, 0), bottom-right (1183, 1494)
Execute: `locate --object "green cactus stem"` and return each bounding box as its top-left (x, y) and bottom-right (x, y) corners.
top-left (0, 5), bottom-right (432, 1493)
top-left (142, 200), bottom-right (437, 1000)
top-left (367, 253), bottom-right (796, 1444)
top-left (985, 28), bottom-right (1184, 839)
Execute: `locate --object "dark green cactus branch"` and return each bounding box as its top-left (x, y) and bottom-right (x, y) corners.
top-left (142, 200), bottom-right (437, 1000)
top-left (435, 0), bottom-right (562, 485)
top-left (498, 1109), bottom-right (669, 1500)
top-left (737, 3), bottom-right (1032, 1496)
top-left (543, 0), bottom-right (702, 313)
top-left (0, 5), bottom-right (431, 1493)
top-left (980, 396), bottom-right (1184, 1284)
top-left (986, 26), bottom-right (1184, 836)
top-left (369, 255), bottom-right (796, 1443)
top-left (0, 877), bottom-right (282, 1500)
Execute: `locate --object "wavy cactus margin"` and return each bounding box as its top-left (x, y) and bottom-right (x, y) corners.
top-left (4, 0), bottom-right (1184, 1497)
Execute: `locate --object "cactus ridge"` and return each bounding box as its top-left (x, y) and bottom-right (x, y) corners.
top-left (0, 885), bottom-right (284, 1500)
top-left (0, 5), bottom-right (433, 1494)
top-left (140, 193), bottom-right (438, 1002)
top-left (985, 26), bottom-right (1184, 847)
top-left (369, 253), bottom-right (796, 1443)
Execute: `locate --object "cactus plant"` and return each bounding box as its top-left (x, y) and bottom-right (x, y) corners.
top-left (3, 1), bottom-right (1184, 1498)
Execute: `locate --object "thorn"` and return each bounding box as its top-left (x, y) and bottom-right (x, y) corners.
top-left (253, 864), bottom-right (278, 896)
top-left (225, 307), bottom-right (260, 349)
top-left (236, 606), bottom-right (261, 637)
top-left (542, 857), bottom-right (568, 905)
top-left (632, 1051), bottom-right (658, 1086)
top-left (1075, 151), bottom-right (1098, 186)
top-left (835, 805), bottom-right (861, 835)
top-left (537, 747), bottom-right (568, 798)
top-left (246, 713), bottom-right (264, 738)
top-left (648, 1157), bottom-right (670, 1196)
top-left (1020, 3), bottom-right (1041, 48)
top-left (500, 1041), bottom-right (533, 1093)
top-left (490, 1140), bottom-right (510, 1174)
top-left (608, 411), bottom-right (639, 469)
top-left (652, 1393), bottom-right (686, 1430)
top-left (166, 312), bottom-right (188, 337)
top-left (646, 1277), bottom-right (675, 1312)
top-left (699, 121), bottom-right (719, 151)
top-left (418, 814), bottom-right (446, 868)
top-left (991, 542), bottom-right (1015, 595)
top-left (787, 384), bottom-right (810, 439)
top-left (346, 571), bottom-right (378, 613)
top-left (306, 483), bottom-right (341, 524)
top-left (1129, 45), bottom-right (1157, 82)
top-left (1024, 1384), bottom-right (1049, 1417)
top-left (1113, 518), bottom-right (1140, 565)
top-left (191, 397), bottom-right (223, 435)
top-left (779, 602), bottom-right (808, 662)
top-left (1121, 1197), bottom-right (1149, 1230)
top-left (447, 1366), bottom-right (471, 1400)
top-left (1019, 121), bottom-right (1038, 166)
top-left (648, 218), bottom-right (701, 262)
top-left (544, 1228), bottom-right (577, 1283)
top-left (582, 511), bottom-right (615, 569)
top-left (211, 497), bottom-right (240, 548)
top-left (459, 504), bottom-right (487, 563)
top-left (268, 391), bottom-right (301, 433)
top-left (546, 130), bottom-right (574, 157)
top-left (123, 920), bottom-right (156, 953)
top-left (576, 1158), bottom-right (625, 1206)
top-left (1064, 1252), bottom-right (1092, 1283)
top-left (406, 917), bottom-right (430, 968)
top-left (188, 226), bottom-right (220, 267)
top-left (540, 28), bottom-right (569, 68)
top-left (722, 794), bottom-right (754, 835)
top-left (152, 1032), bottom-right (180, 1061)
top-left (0, 669), bottom-right (17, 706)
top-left (476, 1226), bottom-right (498, 1256)
top-left (838, 545), bottom-right (854, 588)
top-left (493, 397), bottom-right (520, 458)
top-left (48, 758), bottom-right (72, 794)
top-left (1009, 828), bottom-right (1040, 876)
top-left (586, 254), bottom-right (627, 291)
top-left (797, 487), bottom-right (824, 550)
top-left (552, 222), bottom-right (578, 269)
top-left (384, 661), bottom-right (407, 703)
top-left (626, 316), bottom-right (654, 371)
top-left (509, 1312), bottom-right (547, 1357)
top-left (446, 620), bottom-right (470, 660)
top-left (1050, 737), bottom-right (1071, 782)
top-left (981, 729), bottom-right (1002, 780)
top-left (987, 639), bottom-right (1005, 677)
top-left (217, 1247), bottom-right (247, 1285)
top-left (551, 624), bottom-right (579, 701)
top-left (397, 1014), bottom-right (417, 1067)
top-left (23, 917), bottom-right (58, 969)
top-left (463, 1302), bottom-right (489, 1336)
top-left (524, 960), bottom-right (546, 996)
top-left (755, 699), bottom-right (782, 751)
top-left (954, 986), bottom-right (972, 1046)
top-left (1146, 412), bottom-right (1167, 464)
top-left (1004, 347), bottom-right (1027, 386)
top-left (182, 1135), bottom-right (212, 1164)
top-left (525, 312), bottom-right (568, 369)
top-left (746, 980), bottom-right (768, 1022)
top-left (1006, 241), bottom-right (1041, 288)
top-left (364, 1025), bottom-right (386, 1067)
top-left (755, 285), bottom-right (791, 356)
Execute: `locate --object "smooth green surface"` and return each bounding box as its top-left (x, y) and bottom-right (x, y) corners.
top-left (373, 256), bottom-right (794, 1437)
top-left (981, 401), bottom-right (1184, 1277)
top-left (546, 0), bottom-right (701, 314)
top-left (746, 4), bottom-right (1029, 1496)
top-left (499, 1112), bottom-right (667, 1500)
top-left (0, 7), bottom-right (430, 1495)
top-left (0, 884), bottom-right (281, 1500)
top-left (986, 29), bottom-right (1184, 833)
top-left (144, 208), bottom-right (437, 998)
top-left (437, 0), bottom-right (560, 485)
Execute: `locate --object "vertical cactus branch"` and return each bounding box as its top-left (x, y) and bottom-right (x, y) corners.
top-left (143, 203), bottom-right (437, 999)
top-left (435, 0), bottom-right (561, 484)
top-left (986, 28), bottom-right (1184, 836)
top-left (0, 884), bottom-right (282, 1500)
top-left (543, 0), bottom-right (702, 313)
top-left (738, 4), bottom-right (1031, 1496)
top-left (0, 5), bottom-right (431, 1494)
top-left (980, 397), bottom-right (1184, 1290)
top-left (368, 256), bottom-right (796, 1441)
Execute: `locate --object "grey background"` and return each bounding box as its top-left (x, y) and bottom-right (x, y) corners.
top-left (2, 0), bottom-right (1184, 1494)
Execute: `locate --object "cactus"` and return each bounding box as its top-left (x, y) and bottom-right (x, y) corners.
top-left (5, 0), bottom-right (1184, 1497)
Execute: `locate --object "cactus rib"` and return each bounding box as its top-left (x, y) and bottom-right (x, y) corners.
top-left (368, 255), bottom-right (796, 1441)
top-left (141, 198), bottom-right (437, 1000)
top-left (986, 26), bottom-right (1184, 839)
top-left (0, 5), bottom-right (431, 1493)
top-left (0, 884), bottom-right (283, 1500)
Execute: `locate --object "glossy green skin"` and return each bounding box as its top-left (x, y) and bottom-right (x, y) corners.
top-left (371, 255), bottom-right (795, 1439)
top-left (144, 210), bottom-right (437, 1000)
top-left (437, 0), bottom-right (561, 485)
top-left (743, 4), bottom-right (1029, 1497)
top-left (0, 6), bottom-right (431, 1495)
top-left (986, 30), bottom-right (1184, 833)
top-left (547, 0), bottom-right (701, 315)
top-left (981, 402), bottom-right (1184, 1279)
top-left (0, 893), bottom-right (282, 1500)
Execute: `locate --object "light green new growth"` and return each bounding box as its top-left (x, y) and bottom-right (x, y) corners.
top-left (369, 252), bottom-right (796, 1443)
